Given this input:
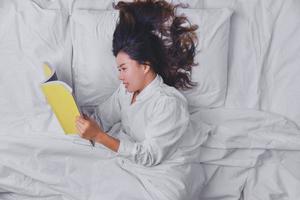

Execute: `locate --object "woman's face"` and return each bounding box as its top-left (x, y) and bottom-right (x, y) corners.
top-left (116, 52), bottom-right (147, 93)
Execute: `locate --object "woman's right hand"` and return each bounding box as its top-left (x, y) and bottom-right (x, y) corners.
top-left (75, 115), bottom-right (103, 142)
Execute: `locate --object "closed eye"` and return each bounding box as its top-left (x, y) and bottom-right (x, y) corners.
top-left (118, 67), bottom-right (127, 72)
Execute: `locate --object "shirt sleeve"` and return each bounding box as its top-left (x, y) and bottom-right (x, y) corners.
top-left (117, 96), bottom-right (190, 167)
top-left (92, 85), bottom-right (122, 132)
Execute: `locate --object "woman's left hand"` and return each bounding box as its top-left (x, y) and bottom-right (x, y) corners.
top-left (75, 114), bottom-right (103, 141)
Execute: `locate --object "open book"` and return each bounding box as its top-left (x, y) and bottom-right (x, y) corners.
top-left (41, 63), bottom-right (80, 134)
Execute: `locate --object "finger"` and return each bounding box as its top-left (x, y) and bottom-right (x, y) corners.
top-left (82, 112), bottom-right (89, 120)
top-left (76, 123), bottom-right (86, 133)
top-left (76, 118), bottom-right (86, 125)
top-left (76, 115), bottom-right (84, 120)
top-left (76, 124), bottom-right (83, 133)
top-left (79, 116), bottom-right (87, 122)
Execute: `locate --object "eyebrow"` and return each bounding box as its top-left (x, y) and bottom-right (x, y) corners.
top-left (117, 63), bottom-right (126, 68)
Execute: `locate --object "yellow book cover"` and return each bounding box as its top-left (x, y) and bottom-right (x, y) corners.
top-left (41, 63), bottom-right (80, 134)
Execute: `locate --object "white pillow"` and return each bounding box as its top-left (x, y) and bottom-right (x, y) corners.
top-left (0, 0), bottom-right (72, 113)
top-left (71, 10), bottom-right (120, 107)
top-left (73, 0), bottom-right (204, 10)
top-left (179, 8), bottom-right (233, 108)
top-left (73, 0), bottom-right (117, 10)
top-left (71, 8), bottom-right (233, 108)
top-left (259, 3), bottom-right (300, 127)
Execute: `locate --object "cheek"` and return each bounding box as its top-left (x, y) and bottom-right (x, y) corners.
top-left (125, 66), bottom-right (144, 90)
top-left (126, 69), bottom-right (137, 82)
top-left (122, 70), bottom-right (131, 80)
top-left (132, 74), bottom-right (145, 88)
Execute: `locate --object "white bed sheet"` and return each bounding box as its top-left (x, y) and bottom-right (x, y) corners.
top-left (189, 106), bottom-right (300, 200)
top-left (0, 114), bottom-right (205, 200)
top-left (204, 0), bottom-right (300, 127)
top-left (198, 0), bottom-right (300, 199)
top-left (0, 133), bottom-right (151, 200)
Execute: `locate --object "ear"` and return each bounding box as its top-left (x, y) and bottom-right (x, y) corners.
top-left (142, 64), bottom-right (151, 74)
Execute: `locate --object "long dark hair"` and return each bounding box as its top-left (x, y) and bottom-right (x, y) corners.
top-left (112, 0), bottom-right (198, 90)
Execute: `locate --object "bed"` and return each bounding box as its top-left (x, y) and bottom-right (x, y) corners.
top-left (1, 0), bottom-right (300, 199)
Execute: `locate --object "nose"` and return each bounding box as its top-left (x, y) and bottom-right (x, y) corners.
top-left (118, 72), bottom-right (124, 81)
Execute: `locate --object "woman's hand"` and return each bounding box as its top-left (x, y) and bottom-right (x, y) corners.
top-left (75, 114), bottom-right (103, 142)
top-left (75, 114), bottom-right (120, 152)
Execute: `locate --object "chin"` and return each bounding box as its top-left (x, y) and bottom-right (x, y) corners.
top-left (125, 87), bottom-right (133, 93)
top-left (127, 88), bottom-right (137, 93)
top-left (124, 85), bottom-right (138, 93)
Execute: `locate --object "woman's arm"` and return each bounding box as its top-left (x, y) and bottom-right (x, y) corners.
top-left (117, 96), bottom-right (190, 166)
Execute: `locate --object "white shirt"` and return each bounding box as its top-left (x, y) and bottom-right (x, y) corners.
top-left (94, 75), bottom-right (190, 166)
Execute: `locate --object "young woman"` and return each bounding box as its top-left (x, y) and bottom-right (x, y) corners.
top-left (75, 0), bottom-right (198, 167)
top-left (76, 1), bottom-right (206, 199)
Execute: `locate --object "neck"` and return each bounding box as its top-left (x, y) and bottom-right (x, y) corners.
top-left (144, 72), bottom-right (157, 87)
top-left (136, 72), bottom-right (156, 94)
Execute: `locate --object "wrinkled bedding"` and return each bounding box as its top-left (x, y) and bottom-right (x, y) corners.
top-left (1, 0), bottom-right (300, 199)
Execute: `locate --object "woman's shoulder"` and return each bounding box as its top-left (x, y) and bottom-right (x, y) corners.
top-left (145, 84), bottom-right (189, 120)
top-left (154, 83), bottom-right (188, 109)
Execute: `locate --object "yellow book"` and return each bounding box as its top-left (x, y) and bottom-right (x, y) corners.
top-left (41, 63), bottom-right (80, 134)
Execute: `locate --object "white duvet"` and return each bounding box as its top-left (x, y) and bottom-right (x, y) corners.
top-left (0, 110), bottom-right (205, 200)
top-left (1, 106), bottom-right (300, 199)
